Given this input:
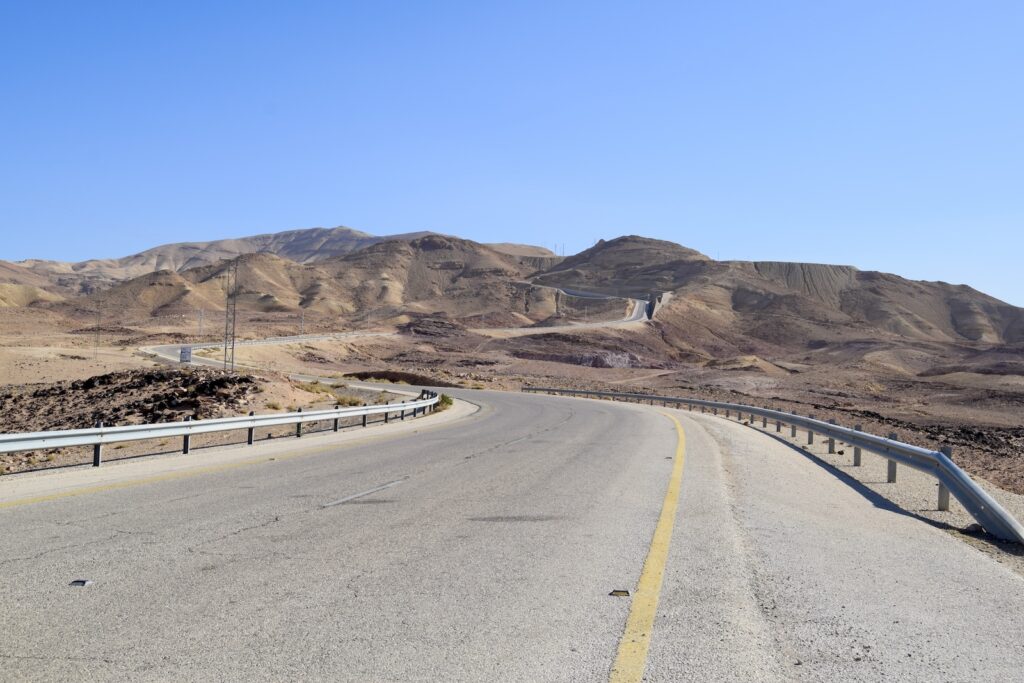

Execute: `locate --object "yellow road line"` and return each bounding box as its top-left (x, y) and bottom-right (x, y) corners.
top-left (609, 413), bottom-right (687, 683)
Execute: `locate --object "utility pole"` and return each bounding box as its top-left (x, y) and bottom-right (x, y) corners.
top-left (198, 309), bottom-right (204, 338)
top-left (222, 274), bottom-right (230, 370)
top-left (222, 261), bottom-right (239, 372)
top-left (94, 305), bottom-right (101, 359)
top-left (229, 260), bottom-right (238, 372)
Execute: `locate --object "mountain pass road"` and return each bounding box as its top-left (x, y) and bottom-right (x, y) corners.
top-left (2, 391), bottom-right (1023, 681)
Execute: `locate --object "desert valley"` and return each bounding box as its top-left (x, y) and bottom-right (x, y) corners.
top-left (2, 225), bottom-right (1023, 496)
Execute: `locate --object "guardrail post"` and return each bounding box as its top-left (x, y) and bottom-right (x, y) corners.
top-left (401, 403), bottom-right (406, 420)
top-left (827, 419), bottom-right (836, 454)
top-left (775, 419), bottom-right (781, 432)
top-left (182, 416), bottom-right (191, 454)
top-left (333, 405), bottom-right (340, 432)
top-left (362, 413), bottom-right (368, 427)
top-left (807, 416), bottom-right (815, 445)
top-left (726, 409), bottom-right (730, 418)
top-left (385, 403), bottom-right (390, 423)
top-left (887, 432), bottom-right (898, 482)
top-left (853, 425), bottom-right (862, 466)
top-left (938, 446), bottom-right (952, 510)
top-left (296, 408), bottom-right (303, 437)
top-left (92, 421), bottom-right (103, 466)
top-left (762, 415), bottom-right (767, 428)
top-left (790, 414), bottom-right (797, 437)
top-left (713, 407), bottom-right (717, 415)
top-left (247, 411), bottom-right (255, 445)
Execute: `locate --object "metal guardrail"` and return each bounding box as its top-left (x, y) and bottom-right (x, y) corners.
top-left (523, 386), bottom-right (1024, 544)
top-left (0, 391), bottom-right (440, 466)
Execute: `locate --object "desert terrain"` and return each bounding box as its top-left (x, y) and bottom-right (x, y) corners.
top-left (2, 227), bottom-right (1023, 499)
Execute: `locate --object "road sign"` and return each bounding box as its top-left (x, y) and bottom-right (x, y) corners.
top-left (180, 346), bottom-right (192, 363)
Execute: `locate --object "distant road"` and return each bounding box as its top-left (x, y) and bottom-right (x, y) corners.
top-left (470, 290), bottom-right (648, 338)
top-left (143, 285), bottom-right (649, 360)
top-left (3, 391), bottom-right (1023, 680)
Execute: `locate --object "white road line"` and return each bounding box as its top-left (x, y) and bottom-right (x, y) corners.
top-left (320, 478), bottom-right (407, 508)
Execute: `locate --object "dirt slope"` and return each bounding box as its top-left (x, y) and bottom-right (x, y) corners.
top-left (52, 235), bottom-right (566, 326)
top-left (13, 226), bottom-right (436, 294)
top-left (531, 235), bottom-right (1024, 348)
top-left (531, 235), bottom-right (710, 297)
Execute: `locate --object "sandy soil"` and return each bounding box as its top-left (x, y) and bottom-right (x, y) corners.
top-left (3, 315), bottom-right (1024, 502)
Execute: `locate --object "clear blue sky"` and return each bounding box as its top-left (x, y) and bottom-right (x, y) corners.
top-left (2, 2), bottom-right (1022, 303)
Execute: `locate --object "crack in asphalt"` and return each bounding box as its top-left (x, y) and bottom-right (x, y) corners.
top-left (187, 515), bottom-right (283, 551)
top-left (458, 407), bottom-right (577, 462)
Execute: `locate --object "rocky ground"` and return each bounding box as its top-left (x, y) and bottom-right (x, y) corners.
top-left (0, 365), bottom-right (405, 474)
top-left (2, 308), bottom-right (1023, 497)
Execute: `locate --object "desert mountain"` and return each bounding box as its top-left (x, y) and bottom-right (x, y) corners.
top-left (14, 228), bottom-right (1024, 354)
top-left (59, 235), bottom-right (565, 326)
top-left (16, 226), bottom-right (439, 294)
top-left (0, 260), bottom-right (64, 307)
top-left (530, 236), bottom-right (1024, 352)
top-left (530, 236), bottom-right (711, 297)
top-left (0, 260), bottom-right (53, 289)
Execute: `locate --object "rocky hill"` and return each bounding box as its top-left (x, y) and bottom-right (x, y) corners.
top-left (15, 226), bottom-right (437, 294)
top-left (530, 235), bottom-right (1024, 348)
top-left (54, 235), bottom-right (564, 325)
top-left (530, 236), bottom-right (710, 297)
top-left (0, 260), bottom-right (65, 307)
top-left (9, 229), bottom-right (1024, 357)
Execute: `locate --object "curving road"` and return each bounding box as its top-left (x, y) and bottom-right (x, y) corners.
top-left (2, 390), bottom-right (1023, 681)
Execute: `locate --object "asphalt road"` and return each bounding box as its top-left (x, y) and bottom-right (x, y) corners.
top-left (2, 391), bottom-right (1023, 681)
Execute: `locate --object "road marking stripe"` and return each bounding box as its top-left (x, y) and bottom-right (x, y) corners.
top-left (609, 413), bottom-right (687, 683)
top-left (321, 478), bottom-right (406, 507)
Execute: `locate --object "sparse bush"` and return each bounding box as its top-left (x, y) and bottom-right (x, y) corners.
top-left (295, 381), bottom-right (333, 395)
top-left (333, 394), bottom-right (364, 407)
top-left (266, 401), bottom-right (282, 410)
top-left (438, 393), bottom-right (454, 411)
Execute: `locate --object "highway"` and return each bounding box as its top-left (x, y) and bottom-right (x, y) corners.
top-left (2, 391), bottom-right (1024, 681)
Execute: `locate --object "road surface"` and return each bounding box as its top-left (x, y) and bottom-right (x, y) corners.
top-left (2, 391), bottom-right (1023, 681)
top-left (471, 290), bottom-right (647, 338)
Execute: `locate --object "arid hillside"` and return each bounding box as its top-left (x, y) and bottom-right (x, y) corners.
top-left (3, 228), bottom-right (1024, 496)
top-left (16, 226), bottom-right (436, 294)
top-left (47, 235), bottom-right (568, 327)
top-left (10, 232), bottom-right (1024, 356)
top-left (0, 260), bottom-right (65, 307)
top-left (530, 235), bottom-right (710, 298)
top-left (532, 235), bottom-right (1024, 349)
